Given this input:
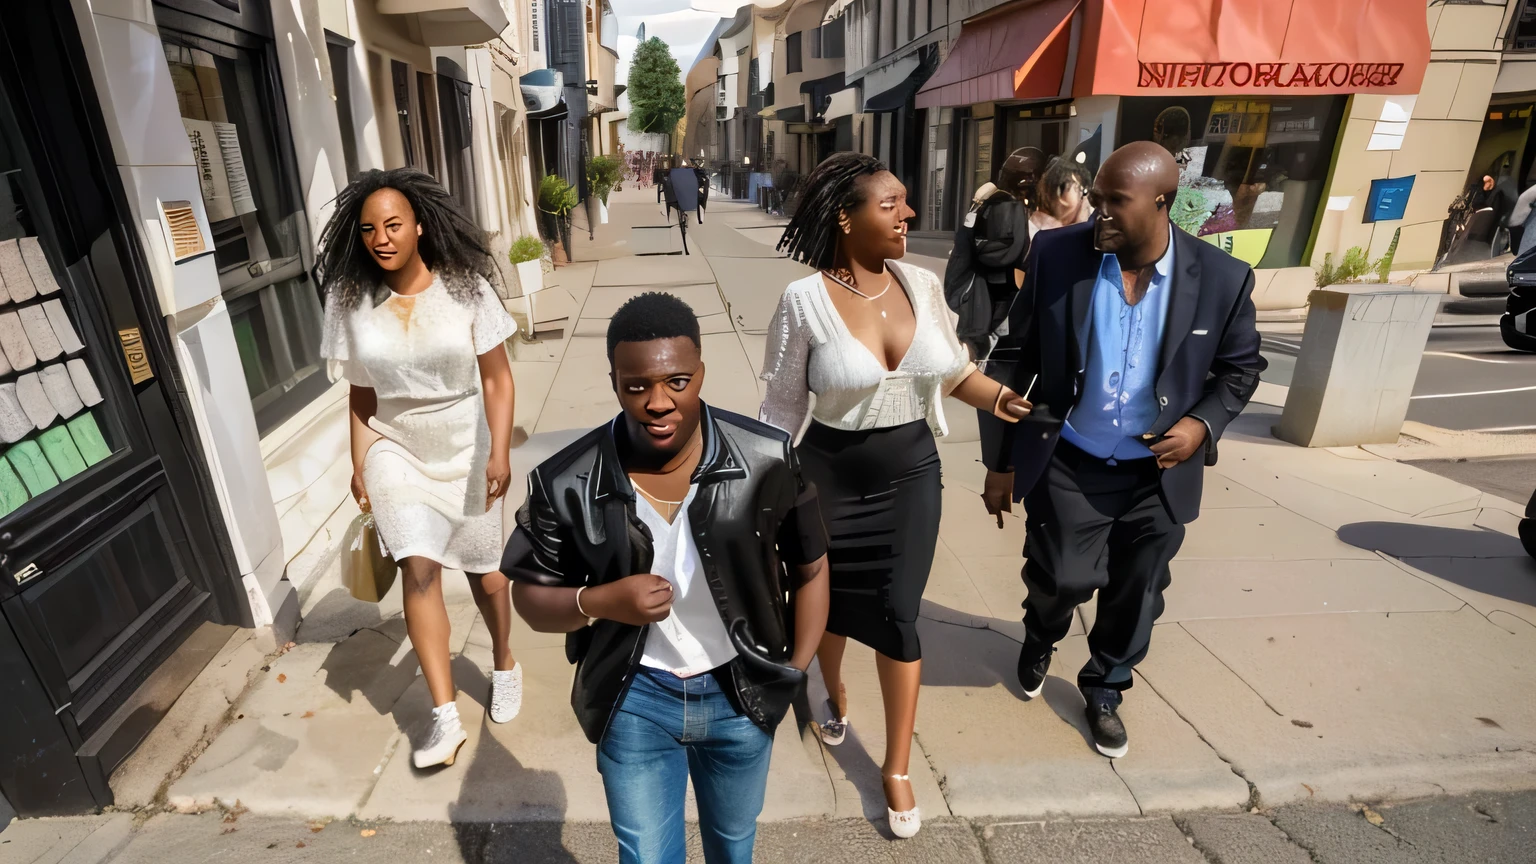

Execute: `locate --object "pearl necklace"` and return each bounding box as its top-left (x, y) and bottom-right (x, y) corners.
top-left (824, 270), bottom-right (893, 316)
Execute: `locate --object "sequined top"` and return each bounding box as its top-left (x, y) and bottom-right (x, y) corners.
top-left (759, 260), bottom-right (977, 441)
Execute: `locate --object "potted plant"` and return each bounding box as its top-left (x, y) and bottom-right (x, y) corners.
top-left (508, 234), bottom-right (552, 333)
top-left (508, 234), bottom-right (548, 299)
top-left (586, 155), bottom-right (624, 225)
top-left (538, 174), bottom-right (578, 263)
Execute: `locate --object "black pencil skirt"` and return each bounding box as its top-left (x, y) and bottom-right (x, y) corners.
top-left (796, 419), bottom-right (941, 663)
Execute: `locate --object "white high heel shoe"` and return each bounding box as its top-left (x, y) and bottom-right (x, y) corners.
top-left (489, 663), bottom-right (523, 724)
top-left (886, 774), bottom-right (921, 839)
top-left (413, 702), bottom-right (467, 768)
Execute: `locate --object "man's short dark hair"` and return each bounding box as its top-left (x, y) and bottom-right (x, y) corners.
top-left (606, 292), bottom-right (702, 361)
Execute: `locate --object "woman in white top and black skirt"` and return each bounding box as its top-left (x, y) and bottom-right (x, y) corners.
top-left (760, 153), bottom-right (1032, 838)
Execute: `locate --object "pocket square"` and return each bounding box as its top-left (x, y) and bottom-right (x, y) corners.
top-left (1193, 329), bottom-right (1209, 335)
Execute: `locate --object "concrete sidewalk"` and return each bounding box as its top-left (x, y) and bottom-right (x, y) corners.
top-left (88, 188), bottom-right (1536, 839)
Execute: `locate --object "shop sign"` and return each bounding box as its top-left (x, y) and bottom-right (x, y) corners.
top-left (1365, 176), bottom-right (1414, 224)
top-left (1138, 62), bottom-right (1406, 91)
top-left (119, 328), bottom-right (154, 384)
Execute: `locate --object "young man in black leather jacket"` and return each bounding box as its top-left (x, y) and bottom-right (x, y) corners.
top-left (503, 292), bottom-right (829, 864)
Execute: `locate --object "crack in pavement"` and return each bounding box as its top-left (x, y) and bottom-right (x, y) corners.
top-left (1178, 623), bottom-right (1286, 719)
top-left (912, 729), bottom-right (955, 818)
top-left (1109, 760), bottom-right (1145, 816)
top-left (1170, 814), bottom-right (1222, 864)
top-left (1135, 668), bottom-right (1261, 811)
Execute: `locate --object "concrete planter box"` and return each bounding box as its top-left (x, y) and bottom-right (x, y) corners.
top-left (1275, 288), bottom-right (1438, 448)
top-left (514, 259), bottom-right (543, 298)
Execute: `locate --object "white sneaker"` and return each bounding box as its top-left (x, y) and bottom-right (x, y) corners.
top-left (413, 702), bottom-right (467, 768)
top-left (490, 664), bottom-right (523, 724)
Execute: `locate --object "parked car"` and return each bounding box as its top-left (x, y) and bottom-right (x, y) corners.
top-left (1522, 487), bottom-right (1535, 560)
top-left (1503, 247), bottom-right (1536, 351)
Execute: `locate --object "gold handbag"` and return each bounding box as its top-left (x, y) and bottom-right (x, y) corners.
top-left (342, 512), bottom-right (397, 603)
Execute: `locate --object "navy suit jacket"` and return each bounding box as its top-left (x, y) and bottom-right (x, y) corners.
top-left (978, 221), bottom-right (1266, 524)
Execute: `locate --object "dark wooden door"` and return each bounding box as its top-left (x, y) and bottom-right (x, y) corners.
top-left (0, 2), bottom-right (238, 814)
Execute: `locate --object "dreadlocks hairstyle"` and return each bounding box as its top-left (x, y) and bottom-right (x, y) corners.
top-left (606, 292), bottom-right (701, 362)
top-left (315, 168), bottom-right (499, 310)
top-left (776, 152), bottom-right (887, 271)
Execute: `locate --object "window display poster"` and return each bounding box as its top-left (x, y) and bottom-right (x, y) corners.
top-left (184, 118), bottom-right (237, 223)
top-left (1200, 227), bottom-right (1274, 266)
top-left (166, 52), bottom-right (206, 121)
top-left (192, 50), bottom-right (228, 123)
top-left (214, 122), bottom-right (257, 216)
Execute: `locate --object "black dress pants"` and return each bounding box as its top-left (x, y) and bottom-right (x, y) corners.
top-left (1021, 441), bottom-right (1185, 691)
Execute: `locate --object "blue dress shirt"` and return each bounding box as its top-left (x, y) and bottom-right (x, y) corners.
top-left (1062, 228), bottom-right (1175, 462)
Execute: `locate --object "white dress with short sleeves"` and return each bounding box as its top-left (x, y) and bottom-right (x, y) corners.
top-left (321, 275), bottom-right (517, 573)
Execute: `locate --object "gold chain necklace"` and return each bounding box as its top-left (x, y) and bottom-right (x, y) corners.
top-left (629, 434), bottom-right (700, 522)
top-left (634, 485), bottom-right (685, 522)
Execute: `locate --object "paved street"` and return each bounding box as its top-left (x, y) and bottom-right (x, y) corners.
top-left (6, 790), bottom-right (1535, 862)
top-left (1261, 326), bottom-right (1536, 434)
top-left (10, 188), bottom-right (1534, 860)
top-left (1414, 457), bottom-right (1536, 508)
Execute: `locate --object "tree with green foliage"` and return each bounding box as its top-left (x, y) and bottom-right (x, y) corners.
top-left (628, 37), bottom-right (686, 149)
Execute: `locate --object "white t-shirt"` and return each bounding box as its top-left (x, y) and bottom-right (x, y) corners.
top-left (635, 485), bottom-right (738, 677)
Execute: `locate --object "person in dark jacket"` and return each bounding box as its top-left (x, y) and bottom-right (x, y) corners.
top-left (944, 147), bottom-right (1043, 361)
top-left (503, 293), bottom-right (829, 864)
top-left (977, 142), bottom-right (1266, 760)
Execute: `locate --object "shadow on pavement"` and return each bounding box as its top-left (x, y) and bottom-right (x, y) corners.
top-left (1338, 522), bottom-right (1536, 605)
top-left (446, 665), bottom-right (578, 862)
top-left (916, 611), bottom-right (1097, 750)
top-left (317, 622), bottom-right (418, 714)
top-left (314, 621), bottom-right (582, 860)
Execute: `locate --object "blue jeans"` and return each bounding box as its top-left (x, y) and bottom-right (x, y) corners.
top-left (597, 666), bottom-right (773, 864)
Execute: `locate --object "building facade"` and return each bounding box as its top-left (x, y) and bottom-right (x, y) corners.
top-left (687, 1), bottom-right (1536, 308)
top-left (0, 0), bottom-right (561, 816)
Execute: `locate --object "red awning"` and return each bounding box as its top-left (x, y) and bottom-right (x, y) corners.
top-left (916, 0), bottom-right (1081, 110)
top-left (1075, 0), bottom-right (1431, 96)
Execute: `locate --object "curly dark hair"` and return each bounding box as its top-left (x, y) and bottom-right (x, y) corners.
top-left (606, 292), bottom-right (701, 362)
top-left (776, 152), bottom-right (887, 270)
top-left (315, 168), bottom-right (498, 310)
top-left (1039, 156), bottom-right (1092, 217)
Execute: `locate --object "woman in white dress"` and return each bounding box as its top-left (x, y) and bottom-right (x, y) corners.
top-left (317, 169), bottom-right (522, 769)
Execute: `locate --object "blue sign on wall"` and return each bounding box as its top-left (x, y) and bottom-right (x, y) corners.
top-left (1365, 176), bottom-right (1415, 223)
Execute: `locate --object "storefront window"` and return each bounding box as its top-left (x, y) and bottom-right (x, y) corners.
top-left (1121, 95), bottom-right (1347, 268)
top-left (968, 115), bottom-right (994, 202)
top-left (157, 14), bottom-right (327, 434)
top-left (1005, 102), bottom-right (1072, 161)
top-left (925, 107), bottom-right (952, 230)
top-left (0, 83), bottom-right (125, 519)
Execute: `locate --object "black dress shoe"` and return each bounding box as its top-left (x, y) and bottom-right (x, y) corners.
top-left (1017, 646), bottom-right (1054, 699)
top-left (1082, 686), bottom-right (1129, 758)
